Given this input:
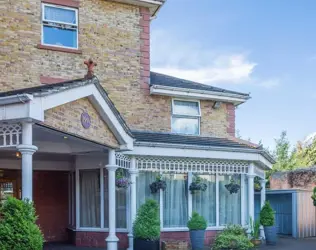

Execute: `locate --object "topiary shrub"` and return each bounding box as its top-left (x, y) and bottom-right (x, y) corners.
top-left (0, 197), bottom-right (44, 250)
top-left (187, 211), bottom-right (207, 231)
top-left (260, 201), bottom-right (275, 226)
top-left (133, 199), bottom-right (160, 241)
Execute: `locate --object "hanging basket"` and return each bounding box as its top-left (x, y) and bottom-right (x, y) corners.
top-left (115, 169), bottom-right (130, 189)
top-left (189, 175), bottom-right (207, 194)
top-left (225, 176), bottom-right (240, 194)
top-left (150, 175), bottom-right (167, 194)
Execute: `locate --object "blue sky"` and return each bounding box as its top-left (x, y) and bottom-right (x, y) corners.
top-left (151, 0), bottom-right (316, 150)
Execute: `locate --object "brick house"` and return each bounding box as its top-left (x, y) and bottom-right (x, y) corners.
top-left (0, 0), bottom-right (274, 249)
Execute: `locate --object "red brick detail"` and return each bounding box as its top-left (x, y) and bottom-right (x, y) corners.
top-left (33, 171), bottom-right (69, 242)
top-left (37, 44), bottom-right (82, 54)
top-left (40, 76), bottom-right (68, 84)
top-left (139, 7), bottom-right (150, 91)
top-left (41, 0), bottom-right (79, 8)
top-left (71, 231), bottom-right (128, 249)
top-left (161, 230), bottom-right (218, 246)
top-left (226, 103), bottom-right (236, 136)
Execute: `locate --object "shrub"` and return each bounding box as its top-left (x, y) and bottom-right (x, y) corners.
top-left (311, 187), bottom-right (316, 206)
top-left (187, 211), bottom-right (207, 231)
top-left (212, 234), bottom-right (254, 250)
top-left (133, 199), bottom-right (160, 241)
top-left (221, 224), bottom-right (246, 236)
top-left (250, 217), bottom-right (261, 239)
top-left (0, 197), bottom-right (44, 250)
top-left (260, 201), bottom-right (275, 226)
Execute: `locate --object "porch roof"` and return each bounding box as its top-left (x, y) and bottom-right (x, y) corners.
top-left (0, 77), bottom-right (132, 138)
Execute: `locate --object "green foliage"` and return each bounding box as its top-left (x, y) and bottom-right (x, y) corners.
top-left (187, 211), bottom-right (207, 230)
top-left (311, 187), bottom-right (316, 206)
top-left (133, 199), bottom-right (160, 241)
top-left (0, 197), bottom-right (44, 250)
top-left (212, 225), bottom-right (253, 250)
top-left (260, 201), bottom-right (275, 226)
top-left (296, 139), bottom-right (316, 167)
top-left (250, 217), bottom-right (261, 239)
top-left (221, 224), bottom-right (246, 236)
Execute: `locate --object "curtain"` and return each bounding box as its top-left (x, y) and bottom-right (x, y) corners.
top-left (116, 170), bottom-right (128, 229)
top-left (192, 174), bottom-right (216, 226)
top-left (173, 100), bottom-right (199, 115)
top-left (44, 6), bottom-right (76, 24)
top-left (219, 175), bottom-right (241, 226)
top-left (80, 170), bottom-right (100, 228)
top-left (163, 174), bottom-right (188, 228)
top-left (136, 172), bottom-right (159, 209)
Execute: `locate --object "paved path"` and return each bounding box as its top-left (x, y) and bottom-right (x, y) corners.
top-left (258, 237), bottom-right (316, 250)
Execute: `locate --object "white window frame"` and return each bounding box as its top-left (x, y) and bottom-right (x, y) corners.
top-left (41, 3), bottom-right (79, 49)
top-left (72, 167), bottom-right (130, 232)
top-left (171, 99), bottom-right (201, 136)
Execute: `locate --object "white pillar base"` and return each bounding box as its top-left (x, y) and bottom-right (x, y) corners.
top-left (106, 235), bottom-right (119, 250)
top-left (127, 233), bottom-right (133, 250)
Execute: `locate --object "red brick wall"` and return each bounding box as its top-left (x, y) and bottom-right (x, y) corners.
top-left (72, 231), bottom-right (128, 248)
top-left (33, 171), bottom-right (69, 242)
top-left (161, 230), bottom-right (218, 246)
top-left (226, 103), bottom-right (235, 136)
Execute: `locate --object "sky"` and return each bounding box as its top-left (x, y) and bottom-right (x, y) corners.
top-left (150, 0), bottom-right (316, 150)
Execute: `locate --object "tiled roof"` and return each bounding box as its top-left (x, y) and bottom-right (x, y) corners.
top-left (150, 71), bottom-right (250, 97)
top-left (0, 77), bottom-right (133, 137)
top-left (132, 130), bottom-right (259, 149)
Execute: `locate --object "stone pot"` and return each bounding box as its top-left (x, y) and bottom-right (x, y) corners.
top-left (190, 230), bottom-right (205, 250)
top-left (251, 238), bottom-right (262, 246)
top-left (264, 225), bottom-right (278, 245)
top-left (134, 238), bottom-right (159, 250)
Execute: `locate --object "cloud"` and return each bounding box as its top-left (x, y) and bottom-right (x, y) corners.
top-left (151, 29), bottom-right (279, 88)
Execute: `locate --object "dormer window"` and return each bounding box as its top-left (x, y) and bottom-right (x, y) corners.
top-left (41, 4), bottom-right (78, 49)
top-left (171, 99), bottom-right (200, 135)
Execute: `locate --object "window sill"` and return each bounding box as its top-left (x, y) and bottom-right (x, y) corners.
top-left (68, 227), bottom-right (129, 233)
top-left (37, 44), bottom-right (82, 54)
top-left (161, 227), bottom-right (225, 232)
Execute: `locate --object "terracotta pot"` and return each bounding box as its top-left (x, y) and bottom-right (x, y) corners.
top-left (251, 239), bottom-right (262, 246)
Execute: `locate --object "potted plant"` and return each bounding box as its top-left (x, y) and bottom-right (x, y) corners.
top-left (250, 217), bottom-right (261, 246)
top-left (115, 168), bottom-right (130, 189)
top-left (260, 201), bottom-right (277, 245)
top-left (311, 187), bottom-right (316, 206)
top-left (189, 175), bottom-right (207, 194)
top-left (149, 175), bottom-right (167, 194)
top-left (225, 179), bottom-right (240, 194)
top-left (187, 211), bottom-right (207, 250)
top-left (133, 199), bottom-right (160, 250)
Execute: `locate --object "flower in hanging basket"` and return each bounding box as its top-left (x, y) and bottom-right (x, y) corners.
top-left (150, 175), bottom-right (167, 194)
top-left (225, 177), bottom-right (240, 194)
top-left (115, 168), bottom-right (130, 189)
top-left (254, 182), bottom-right (262, 192)
top-left (189, 175), bottom-right (207, 194)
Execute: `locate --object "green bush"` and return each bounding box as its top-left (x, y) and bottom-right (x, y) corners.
top-left (0, 197), bottom-right (44, 250)
top-left (260, 201), bottom-right (275, 226)
top-left (187, 211), bottom-right (207, 230)
top-left (212, 233), bottom-right (254, 250)
top-left (311, 187), bottom-right (316, 206)
top-left (133, 199), bottom-right (160, 241)
top-left (221, 224), bottom-right (246, 236)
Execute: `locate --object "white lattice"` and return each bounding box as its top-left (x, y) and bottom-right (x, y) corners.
top-left (254, 166), bottom-right (265, 179)
top-left (136, 157), bottom-right (248, 174)
top-left (116, 153), bottom-right (131, 169)
top-left (0, 123), bottom-right (22, 148)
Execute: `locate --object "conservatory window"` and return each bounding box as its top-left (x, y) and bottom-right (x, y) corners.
top-left (219, 175), bottom-right (241, 226)
top-left (79, 169), bottom-right (100, 228)
top-left (136, 172), bottom-right (159, 209)
top-left (192, 174), bottom-right (216, 227)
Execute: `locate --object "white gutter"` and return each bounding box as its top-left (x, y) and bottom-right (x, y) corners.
top-left (0, 94), bottom-right (33, 105)
top-left (108, 0), bottom-right (164, 16)
top-left (150, 85), bottom-right (250, 105)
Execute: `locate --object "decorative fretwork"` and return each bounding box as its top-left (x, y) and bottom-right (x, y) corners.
top-left (254, 166), bottom-right (265, 179)
top-left (136, 157), bottom-right (249, 174)
top-left (0, 124), bottom-right (22, 148)
top-left (115, 153), bottom-right (131, 169)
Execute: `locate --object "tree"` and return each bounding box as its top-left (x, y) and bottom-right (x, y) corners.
top-left (296, 138), bottom-right (316, 167)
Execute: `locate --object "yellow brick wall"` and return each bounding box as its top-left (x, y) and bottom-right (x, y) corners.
top-left (44, 97), bottom-right (119, 148)
top-left (0, 0), bottom-right (231, 138)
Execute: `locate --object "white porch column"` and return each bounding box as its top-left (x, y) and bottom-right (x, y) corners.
top-left (128, 157), bottom-right (138, 250)
top-left (16, 121), bottom-right (37, 201)
top-left (106, 149), bottom-right (119, 250)
top-left (259, 178), bottom-right (267, 239)
top-left (247, 164), bottom-right (255, 234)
